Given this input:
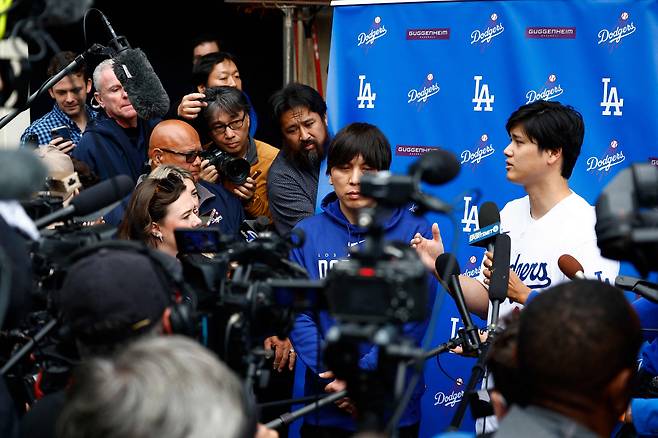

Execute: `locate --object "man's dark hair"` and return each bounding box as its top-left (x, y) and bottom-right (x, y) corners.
top-left (505, 100), bottom-right (584, 179)
top-left (326, 122), bottom-right (391, 174)
top-left (192, 52), bottom-right (239, 88)
top-left (201, 86), bottom-right (251, 124)
top-left (191, 34), bottom-right (221, 52)
top-left (518, 280), bottom-right (641, 403)
top-left (270, 82), bottom-right (327, 123)
top-left (47, 51), bottom-right (87, 80)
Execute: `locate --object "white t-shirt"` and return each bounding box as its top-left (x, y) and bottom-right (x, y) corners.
top-left (479, 191), bottom-right (620, 318)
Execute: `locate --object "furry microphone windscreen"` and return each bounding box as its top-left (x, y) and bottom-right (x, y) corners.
top-left (112, 49), bottom-right (170, 120)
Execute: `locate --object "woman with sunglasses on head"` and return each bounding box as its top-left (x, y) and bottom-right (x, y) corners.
top-left (118, 168), bottom-right (202, 258)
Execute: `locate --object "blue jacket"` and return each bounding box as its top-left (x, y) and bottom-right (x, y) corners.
top-left (72, 112), bottom-right (160, 183)
top-left (198, 180), bottom-right (245, 239)
top-left (289, 192), bottom-right (437, 430)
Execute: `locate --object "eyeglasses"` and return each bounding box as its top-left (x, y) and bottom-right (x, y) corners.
top-left (210, 113), bottom-right (246, 136)
top-left (159, 148), bottom-right (201, 163)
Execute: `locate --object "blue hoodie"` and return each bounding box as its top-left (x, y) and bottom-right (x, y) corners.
top-left (72, 112), bottom-right (160, 184)
top-left (289, 192), bottom-right (437, 430)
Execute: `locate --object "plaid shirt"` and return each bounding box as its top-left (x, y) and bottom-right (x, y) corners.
top-left (20, 103), bottom-right (98, 147)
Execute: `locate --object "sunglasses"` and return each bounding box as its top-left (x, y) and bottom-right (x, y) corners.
top-left (159, 148), bottom-right (201, 163)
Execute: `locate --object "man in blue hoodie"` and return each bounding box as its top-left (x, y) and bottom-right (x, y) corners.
top-left (73, 59), bottom-right (160, 183)
top-left (289, 122), bottom-right (436, 437)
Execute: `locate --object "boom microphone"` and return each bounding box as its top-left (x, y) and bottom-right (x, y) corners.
top-left (616, 276), bottom-right (658, 303)
top-left (409, 149), bottom-right (461, 185)
top-left (112, 49), bottom-right (171, 120)
top-left (0, 149), bottom-right (48, 200)
top-left (558, 254), bottom-right (586, 280)
top-left (34, 175), bottom-right (133, 229)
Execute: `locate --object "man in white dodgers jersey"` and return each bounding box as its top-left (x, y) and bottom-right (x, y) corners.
top-left (412, 100), bottom-right (619, 319)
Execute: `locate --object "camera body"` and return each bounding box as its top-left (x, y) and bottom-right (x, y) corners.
top-left (325, 244), bottom-right (428, 325)
top-left (199, 146), bottom-right (250, 185)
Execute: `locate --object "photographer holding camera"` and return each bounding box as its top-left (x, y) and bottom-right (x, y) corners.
top-left (288, 122), bottom-right (436, 437)
top-left (200, 86), bottom-right (278, 219)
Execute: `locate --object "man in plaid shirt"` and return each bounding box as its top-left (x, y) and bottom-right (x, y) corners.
top-left (20, 51), bottom-right (97, 152)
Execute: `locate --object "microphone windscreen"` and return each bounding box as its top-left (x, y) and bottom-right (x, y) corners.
top-left (409, 149), bottom-right (460, 185)
top-left (113, 49), bottom-right (170, 120)
top-left (70, 175), bottom-right (133, 216)
top-left (435, 253), bottom-right (461, 281)
top-left (558, 254), bottom-right (585, 280)
top-left (0, 149), bottom-right (48, 200)
top-left (478, 201), bottom-right (500, 229)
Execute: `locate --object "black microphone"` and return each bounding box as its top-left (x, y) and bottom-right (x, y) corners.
top-left (98, 12), bottom-right (170, 120)
top-left (435, 253), bottom-right (480, 350)
top-left (112, 49), bottom-right (171, 120)
top-left (0, 149), bottom-right (48, 200)
top-left (34, 175), bottom-right (133, 229)
top-left (616, 275), bottom-right (658, 303)
top-left (488, 233), bottom-right (511, 327)
top-left (469, 201), bottom-right (500, 252)
top-left (408, 148), bottom-right (461, 185)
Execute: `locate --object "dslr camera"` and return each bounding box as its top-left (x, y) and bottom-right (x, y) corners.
top-left (200, 146), bottom-right (250, 185)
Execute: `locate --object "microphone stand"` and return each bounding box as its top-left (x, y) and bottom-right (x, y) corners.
top-left (0, 44), bottom-right (110, 130)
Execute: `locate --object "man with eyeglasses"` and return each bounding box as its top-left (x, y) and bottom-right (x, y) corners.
top-left (147, 119), bottom-right (245, 238)
top-left (201, 86), bottom-right (278, 220)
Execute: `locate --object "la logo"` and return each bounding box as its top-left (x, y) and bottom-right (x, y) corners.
top-left (601, 78), bottom-right (623, 116)
top-left (472, 75), bottom-right (494, 112)
top-left (462, 196), bottom-right (479, 232)
top-left (357, 75), bottom-right (376, 109)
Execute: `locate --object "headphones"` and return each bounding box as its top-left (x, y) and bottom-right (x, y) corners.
top-left (63, 240), bottom-right (198, 338)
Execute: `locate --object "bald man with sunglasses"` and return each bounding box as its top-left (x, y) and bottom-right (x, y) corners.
top-left (148, 119), bottom-right (245, 239)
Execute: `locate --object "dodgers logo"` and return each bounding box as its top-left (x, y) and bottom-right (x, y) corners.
top-left (434, 389), bottom-right (465, 408)
top-left (357, 16), bottom-right (387, 47)
top-left (461, 134), bottom-right (496, 167)
top-left (598, 11), bottom-right (636, 46)
top-left (317, 251), bottom-right (341, 279)
top-left (601, 78), bottom-right (624, 116)
top-left (408, 73), bottom-right (441, 107)
top-left (511, 253), bottom-right (552, 289)
top-left (462, 255), bottom-right (482, 278)
top-left (471, 12), bottom-right (504, 45)
top-left (586, 139), bottom-right (626, 174)
top-left (526, 73), bottom-right (563, 104)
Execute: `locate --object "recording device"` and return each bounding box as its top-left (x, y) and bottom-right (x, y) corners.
top-left (558, 254), bottom-right (586, 280)
top-left (200, 146), bottom-right (251, 185)
top-left (50, 125), bottom-right (71, 142)
top-left (595, 163), bottom-right (658, 276)
top-left (325, 242), bottom-right (428, 324)
top-left (34, 175), bottom-right (133, 229)
top-left (469, 201), bottom-right (501, 250)
top-left (174, 227), bottom-right (228, 254)
top-left (360, 148), bottom-right (459, 214)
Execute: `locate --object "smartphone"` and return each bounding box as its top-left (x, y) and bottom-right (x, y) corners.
top-left (51, 125), bottom-right (71, 142)
top-left (174, 227), bottom-right (227, 254)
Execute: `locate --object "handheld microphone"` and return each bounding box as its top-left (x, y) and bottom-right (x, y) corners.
top-left (469, 201), bottom-right (500, 252)
top-left (488, 233), bottom-right (511, 326)
top-left (0, 149), bottom-right (48, 200)
top-left (435, 253), bottom-right (480, 350)
top-left (558, 254), bottom-right (586, 280)
top-left (408, 148), bottom-right (461, 185)
top-left (34, 175), bottom-right (133, 229)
